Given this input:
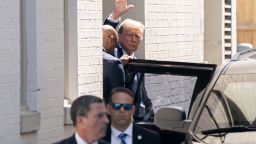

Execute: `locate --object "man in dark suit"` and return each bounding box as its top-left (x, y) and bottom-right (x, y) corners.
top-left (55, 95), bottom-right (109, 144)
top-left (103, 0), bottom-right (154, 121)
top-left (102, 25), bottom-right (125, 104)
top-left (103, 87), bottom-right (161, 144)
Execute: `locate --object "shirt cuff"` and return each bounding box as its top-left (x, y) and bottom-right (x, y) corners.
top-left (107, 13), bottom-right (121, 23)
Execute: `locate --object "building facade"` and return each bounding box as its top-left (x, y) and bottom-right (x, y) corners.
top-left (0, 0), bottom-right (236, 143)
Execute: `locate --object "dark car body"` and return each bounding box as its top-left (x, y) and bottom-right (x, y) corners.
top-left (125, 49), bottom-right (256, 144)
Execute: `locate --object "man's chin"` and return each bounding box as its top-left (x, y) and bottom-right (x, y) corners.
top-left (117, 120), bottom-right (130, 127)
top-left (99, 133), bottom-right (106, 139)
top-left (101, 127), bottom-right (107, 132)
top-left (125, 48), bottom-right (136, 55)
top-left (98, 129), bottom-right (107, 138)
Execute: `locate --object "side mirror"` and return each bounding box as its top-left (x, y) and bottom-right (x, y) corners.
top-left (154, 106), bottom-right (191, 133)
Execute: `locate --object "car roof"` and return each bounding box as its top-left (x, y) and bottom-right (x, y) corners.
top-left (224, 49), bottom-right (256, 74)
top-left (225, 59), bottom-right (256, 74)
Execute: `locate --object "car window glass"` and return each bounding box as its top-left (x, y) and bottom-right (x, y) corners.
top-left (221, 74), bottom-right (256, 126)
top-left (193, 90), bottom-right (231, 136)
top-left (145, 73), bottom-right (197, 116)
top-left (194, 73), bottom-right (256, 137)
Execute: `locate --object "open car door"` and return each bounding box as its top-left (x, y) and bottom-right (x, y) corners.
top-left (124, 59), bottom-right (216, 144)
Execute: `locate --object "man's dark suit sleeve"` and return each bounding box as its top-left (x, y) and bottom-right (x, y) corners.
top-left (140, 79), bottom-right (154, 120)
top-left (110, 61), bottom-right (125, 89)
top-left (103, 18), bottom-right (120, 29)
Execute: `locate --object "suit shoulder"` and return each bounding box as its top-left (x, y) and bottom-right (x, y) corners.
top-left (54, 138), bottom-right (70, 144)
top-left (103, 52), bottom-right (120, 61)
top-left (54, 135), bottom-right (76, 144)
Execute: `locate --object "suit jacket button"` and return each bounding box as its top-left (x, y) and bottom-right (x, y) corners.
top-left (137, 135), bottom-right (142, 140)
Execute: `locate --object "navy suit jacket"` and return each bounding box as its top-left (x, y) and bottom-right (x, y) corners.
top-left (55, 134), bottom-right (109, 144)
top-left (103, 51), bottom-right (125, 103)
top-left (102, 124), bottom-right (161, 144)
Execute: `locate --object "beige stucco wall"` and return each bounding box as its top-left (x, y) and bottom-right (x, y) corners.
top-left (204, 0), bottom-right (224, 65)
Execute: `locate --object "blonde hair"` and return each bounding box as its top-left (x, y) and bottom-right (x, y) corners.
top-left (118, 18), bottom-right (145, 34)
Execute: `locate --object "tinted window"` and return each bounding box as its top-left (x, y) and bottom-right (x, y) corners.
top-left (194, 73), bottom-right (256, 134)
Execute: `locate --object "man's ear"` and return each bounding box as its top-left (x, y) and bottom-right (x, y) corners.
top-left (109, 35), bottom-right (115, 42)
top-left (76, 116), bottom-right (83, 124)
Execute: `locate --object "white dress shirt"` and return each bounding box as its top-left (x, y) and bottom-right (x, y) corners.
top-left (75, 133), bottom-right (98, 144)
top-left (122, 49), bottom-right (135, 58)
top-left (111, 123), bottom-right (133, 144)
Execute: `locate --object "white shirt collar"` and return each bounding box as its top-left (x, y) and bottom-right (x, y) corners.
top-left (75, 133), bottom-right (98, 144)
top-left (111, 122), bottom-right (133, 138)
top-left (122, 49), bottom-right (135, 58)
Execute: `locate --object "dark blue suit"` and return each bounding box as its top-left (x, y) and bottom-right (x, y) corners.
top-left (55, 134), bottom-right (109, 144)
top-left (104, 19), bottom-right (154, 121)
top-left (103, 51), bottom-right (125, 103)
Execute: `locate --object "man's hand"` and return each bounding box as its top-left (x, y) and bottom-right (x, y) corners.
top-left (111, 0), bottom-right (134, 20)
top-left (120, 54), bottom-right (133, 65)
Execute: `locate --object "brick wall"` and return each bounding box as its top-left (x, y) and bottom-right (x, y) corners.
top-left (77, 0), bottom-right (103, 97)
top-left (145, 0), bottom-right (204, 62)
top-left (0, 0), bottom-right (20, 143)
top-left (144, 0), bottom-right (204, 113)
top-left (35, 0), bottom-right (65, 143)
top-left (145, 74), bottom-right (197, 114)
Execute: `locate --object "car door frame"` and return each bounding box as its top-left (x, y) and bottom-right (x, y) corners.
top-left (125, 59), bottom-right (217, 115)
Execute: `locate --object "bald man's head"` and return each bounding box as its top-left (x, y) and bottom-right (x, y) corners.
top-left (102, 25), bottom-right (118, 54)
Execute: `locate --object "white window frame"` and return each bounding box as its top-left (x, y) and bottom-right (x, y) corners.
top-left (20, 0), bottom-right (40, 134)
top-left (64, 0), bottom-right (78, 124)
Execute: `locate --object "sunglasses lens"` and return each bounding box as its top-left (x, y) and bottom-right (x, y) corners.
top-left (112, 103), bottom-right (121, 110)
top-left (123, 104), bottom-right (132, 110)
top-left (111, 103), bottom-right (133, 110)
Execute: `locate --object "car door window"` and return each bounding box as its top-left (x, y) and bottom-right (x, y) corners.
top-left (194, 90), bottom-right (231, 136)
top-left (144, 73), bottom-right (197, 116)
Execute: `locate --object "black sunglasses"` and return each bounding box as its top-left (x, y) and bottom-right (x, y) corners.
top-left (111, 103), bottom-right (133, 110)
